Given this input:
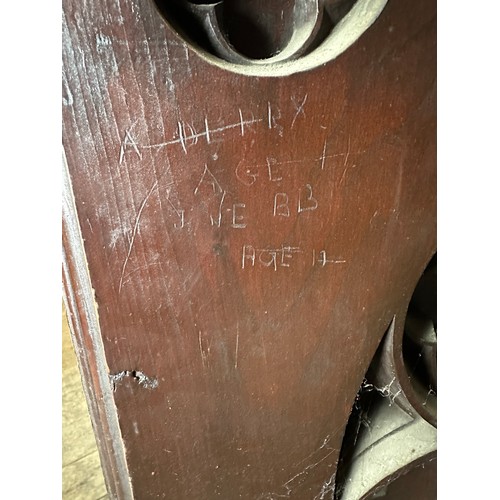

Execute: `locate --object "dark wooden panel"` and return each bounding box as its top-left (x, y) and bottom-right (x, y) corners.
top-left (62, 0), bottom-right (436, 497)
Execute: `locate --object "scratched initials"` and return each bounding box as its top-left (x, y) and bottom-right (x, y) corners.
top-left (235, 162), bottom-right (259, 186)
top-left (242, 245), bottom-right (256, 269)
top-left (119, 126), bottom-right (142, 165)
top-left (194, 164), bottom-right (223, 196)
top-left (267, 158), bottom-right (283, 182)
top-left (298, 184), bottom-right (318, 213)
top-left (274, 193), bottom-right (290, 217)
top-left (231, 203), bottom-right (247, 229)
top-left (174, 210), bottom-right (185, 229)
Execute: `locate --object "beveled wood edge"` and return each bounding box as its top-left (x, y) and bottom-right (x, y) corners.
top-left (62, 150), bottom-right (134, 500)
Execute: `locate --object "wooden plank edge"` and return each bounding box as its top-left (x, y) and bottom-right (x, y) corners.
top-left (62, 149), bottom-right (134, 500)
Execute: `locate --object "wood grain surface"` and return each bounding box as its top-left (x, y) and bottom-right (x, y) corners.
top-left (62, 0), bottom-right (436, 497)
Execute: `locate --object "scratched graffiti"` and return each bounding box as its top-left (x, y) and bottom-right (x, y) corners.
top-left (113, 101), bottom-right (364, 291)
top-left (242, 245), bottom-right (345, 271)
top-left (118, 98), bottom-right (312, 163)
top-left (119, 107), bottom-right (267, 164)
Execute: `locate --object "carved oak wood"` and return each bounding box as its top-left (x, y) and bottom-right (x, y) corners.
top-left (62, 0), bottom-right (436, 498)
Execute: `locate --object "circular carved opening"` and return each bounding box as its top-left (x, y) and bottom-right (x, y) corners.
top-left (151, 0), bottom-right (388, 76)
top-left (402, 254), bottom-right (437, 418)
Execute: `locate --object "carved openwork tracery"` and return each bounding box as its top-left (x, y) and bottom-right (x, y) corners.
top-left (152, 0), bottom-right (388, 75)
top-left (335, 256), bottom-right (437, 499)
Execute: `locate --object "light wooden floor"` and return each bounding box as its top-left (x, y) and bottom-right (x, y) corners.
top-left (63, 305), bottom-right (108, 499)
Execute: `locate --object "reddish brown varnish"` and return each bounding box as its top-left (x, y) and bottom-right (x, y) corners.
top-left (62, 0), bottom-right (436, 498)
